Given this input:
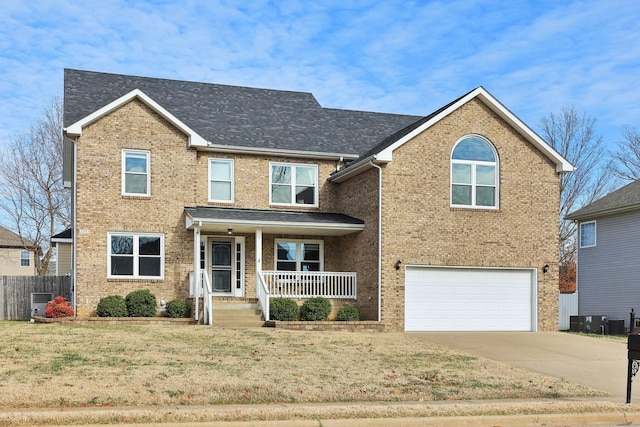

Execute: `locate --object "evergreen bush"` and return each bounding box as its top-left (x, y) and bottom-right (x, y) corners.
top-left (269, 297), bottom-right (299, 321)
top-left (165, 299), bottom-right (190, 318)
top-left (336, 305), bottom-right (361, 321)
top-left (125, 289), bottom-right (157, 317)
top-left (96, 295), bottom-right (128, 317)
top-left (300, 297), bottom-right (331, 321)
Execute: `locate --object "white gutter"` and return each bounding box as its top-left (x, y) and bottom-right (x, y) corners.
top-left (185, 214), bottom-right (364, 235)
top-left (330, 154), bottom-right (377, 183)
top-left (369, 160), bottom-right (383, 322)
top-left (202, 143), bottom-right (359, 161)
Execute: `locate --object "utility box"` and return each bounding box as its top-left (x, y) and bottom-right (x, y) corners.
top-left (570, 315), bottom-right (607, 333)
top-left (31, 293), bottom-right (53, 318)
top-left (609, 319), bottom-right (626, 335)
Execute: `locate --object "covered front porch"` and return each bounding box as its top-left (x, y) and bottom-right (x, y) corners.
top-left (185, 206), bottom-right (364, 324)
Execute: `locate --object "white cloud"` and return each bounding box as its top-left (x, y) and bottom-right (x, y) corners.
top-left (0, 0), bottom-right (638, 152)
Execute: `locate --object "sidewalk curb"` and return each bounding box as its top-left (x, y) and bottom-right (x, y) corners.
top-left (2, 398), bottom-right (640, 427)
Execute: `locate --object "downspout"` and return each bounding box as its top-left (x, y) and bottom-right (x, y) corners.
top-left (72, 136), bottom-right (78, 316)
top-left (369, 160), bottom-right (382, 322)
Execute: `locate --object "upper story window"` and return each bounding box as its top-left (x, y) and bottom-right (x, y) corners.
top-left (209, 158), bottom-right (234, 203)
top-left (108, 232), bottom-right (164, 279)
top-left (270, 163), bottom-right (318, 207)
top-left (20, 250), bottom-right (30, 267)
top-left (275, 239), bottom-right (323, 271)
top-left (451, 135), bottom-right (498, 209)
top-left (579, 221), bottom-right (596, 248)
top-left (122, 149), bottom-right (150, 196)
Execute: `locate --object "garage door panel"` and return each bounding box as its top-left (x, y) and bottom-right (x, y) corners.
top-left (405, 267), bottom-right (534, 332)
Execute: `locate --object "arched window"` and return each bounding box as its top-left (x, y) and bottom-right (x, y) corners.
top-left (451, 135), bottom-right (498, 208)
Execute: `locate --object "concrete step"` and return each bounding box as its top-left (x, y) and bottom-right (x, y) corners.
top-left (211, 302), bottom-right (264, 328)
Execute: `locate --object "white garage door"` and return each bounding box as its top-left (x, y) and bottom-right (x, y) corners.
top-left (405, 266), bottom-right (536, 332)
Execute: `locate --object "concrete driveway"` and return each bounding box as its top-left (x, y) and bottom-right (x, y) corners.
top-left (410, 331), bottom-right (630, 401)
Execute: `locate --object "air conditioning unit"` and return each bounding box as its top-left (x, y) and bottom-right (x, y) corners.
top-left (570, 315), bottom-right (607, 334)
top-left (31, 293), bottom-right (53, 318)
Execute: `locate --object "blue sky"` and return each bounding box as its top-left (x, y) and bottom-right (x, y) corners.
top-left (1, 0), bottom-right (639, 152)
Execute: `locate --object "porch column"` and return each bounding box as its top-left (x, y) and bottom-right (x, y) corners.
top-left (193, 225), bottom-right (201, 321)
top-left (255, 228), bottom-right (262, 285)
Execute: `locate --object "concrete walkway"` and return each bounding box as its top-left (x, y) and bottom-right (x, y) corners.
top-left (410, 331), bottom-right (629, 401)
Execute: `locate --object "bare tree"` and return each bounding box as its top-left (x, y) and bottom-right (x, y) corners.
top-left (611, 125), bottom-right (640, 182)
top-left (0, 97), bottom-right (70, 275)
top-left (539, 106), bottom-right (614, 286)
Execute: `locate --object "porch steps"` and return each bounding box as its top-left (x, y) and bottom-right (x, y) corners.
top-left (210, 300), bottom-right (265, 328)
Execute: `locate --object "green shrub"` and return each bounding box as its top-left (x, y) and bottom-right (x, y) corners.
top-left (165, 299), bottom-right (190, 318)
top-left (125, 289), bottom-right (157, 317)
top-left (270, 297), bottom-right (299, 321)
top-left (336, 305), bottom-right (361, 321)
top-left (300, 297), bottom-right (332, 321)
top-left (96, 295), bottom-right (128, 317)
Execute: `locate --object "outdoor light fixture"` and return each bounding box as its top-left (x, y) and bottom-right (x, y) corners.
top-left (227, 228), bottom-right (233, 235)
top-left (394, 260), bottom-right (402, 270)
top-left (543, 264), bottom-right (549, 273)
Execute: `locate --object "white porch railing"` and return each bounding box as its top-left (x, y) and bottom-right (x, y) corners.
top-left (190, 269), bottom-right (214, 325)
top-left (257, 271), bottom-right (357, 321)
top-left (261, 271), bottom-right (357, 299)
top-left (201, 270), bottom-right (213, 325)
top-left (257, 271), bottom-right (270, 321)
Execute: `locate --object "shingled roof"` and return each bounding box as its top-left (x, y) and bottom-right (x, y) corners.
top-left (0, 225), bottom-right (33, 249)
top-left (63, 69), bottom-right (421, 157)
top-left (566, 179), bottom-right (640, 221)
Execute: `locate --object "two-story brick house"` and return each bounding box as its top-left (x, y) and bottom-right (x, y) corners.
top-left (63, 69), bottom-right (572, 331)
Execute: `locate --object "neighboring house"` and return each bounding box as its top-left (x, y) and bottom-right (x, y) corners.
top-left (566, 179), bottom-right (640, 327)
top-left (51, 228), bottom-right (73, 276)
top-left (0, 225), bottom-right (36, 276)
top-left (62, 69), bottom-right (572, 331)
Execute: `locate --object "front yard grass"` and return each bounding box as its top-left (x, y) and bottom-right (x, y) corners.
top-left (0, 321), bottom-right (601, 411)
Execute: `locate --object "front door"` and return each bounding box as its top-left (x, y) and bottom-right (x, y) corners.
top-left (211, 240), bottom-right (232, 293)
top-left (208, 237), bottom-right (245, 296)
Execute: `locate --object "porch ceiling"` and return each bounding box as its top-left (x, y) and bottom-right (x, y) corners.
top-left (184, 206), bottom-right (364, 236)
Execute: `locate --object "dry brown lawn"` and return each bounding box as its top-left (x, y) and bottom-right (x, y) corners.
top-left (0, 321), bottom-right (615, 425)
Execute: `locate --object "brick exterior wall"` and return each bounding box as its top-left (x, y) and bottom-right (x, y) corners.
top-left (73, 96), bottom-right (560, 332)
top-left (376, 99), bottom-right (560, 331)
top-left (74, 99), bottom-right (347, 315)
top-left (75, 99), bottom-right (196, 315)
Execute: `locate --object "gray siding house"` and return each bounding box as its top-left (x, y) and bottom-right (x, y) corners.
top-left (566, 179), bottom-right (640, 327)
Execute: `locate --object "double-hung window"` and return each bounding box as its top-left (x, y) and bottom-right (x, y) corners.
top-left (108, 232), bottom-right (164, 279)
top-left (451, 135), bottom-right (498, 208)
top-left (209, 158), bottom-right (234, 202)
top-left (275, 240), bottom-right (323, 271)
top-left (270, 163), bottom-right (318, 207)
top-left (122, 149), bottom-right (150, 196)
top-left (20, 250), bottom-right (30, 267)
top-left (579, 221), bottom-right (596, 248)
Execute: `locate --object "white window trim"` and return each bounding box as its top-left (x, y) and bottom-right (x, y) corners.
top-left (579, 221), bottom-right (596, 248)
top-left (20, 250), bottom-right (30, 267)
top-left (121, 149), bottom-right (151, 197)
top-left (274, 239), bottom-right (324, 271)
top-left (269, 162), bottom-right (319, 207)
top-left (450, 135), bottom-right (499, 209)
top-left (208, 158), bottom-right (234, 203)
top-left (107, 232), bottom-right (165, 279)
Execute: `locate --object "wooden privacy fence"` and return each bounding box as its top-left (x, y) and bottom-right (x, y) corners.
top-left (0, 276), bottom-right (72, 320)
